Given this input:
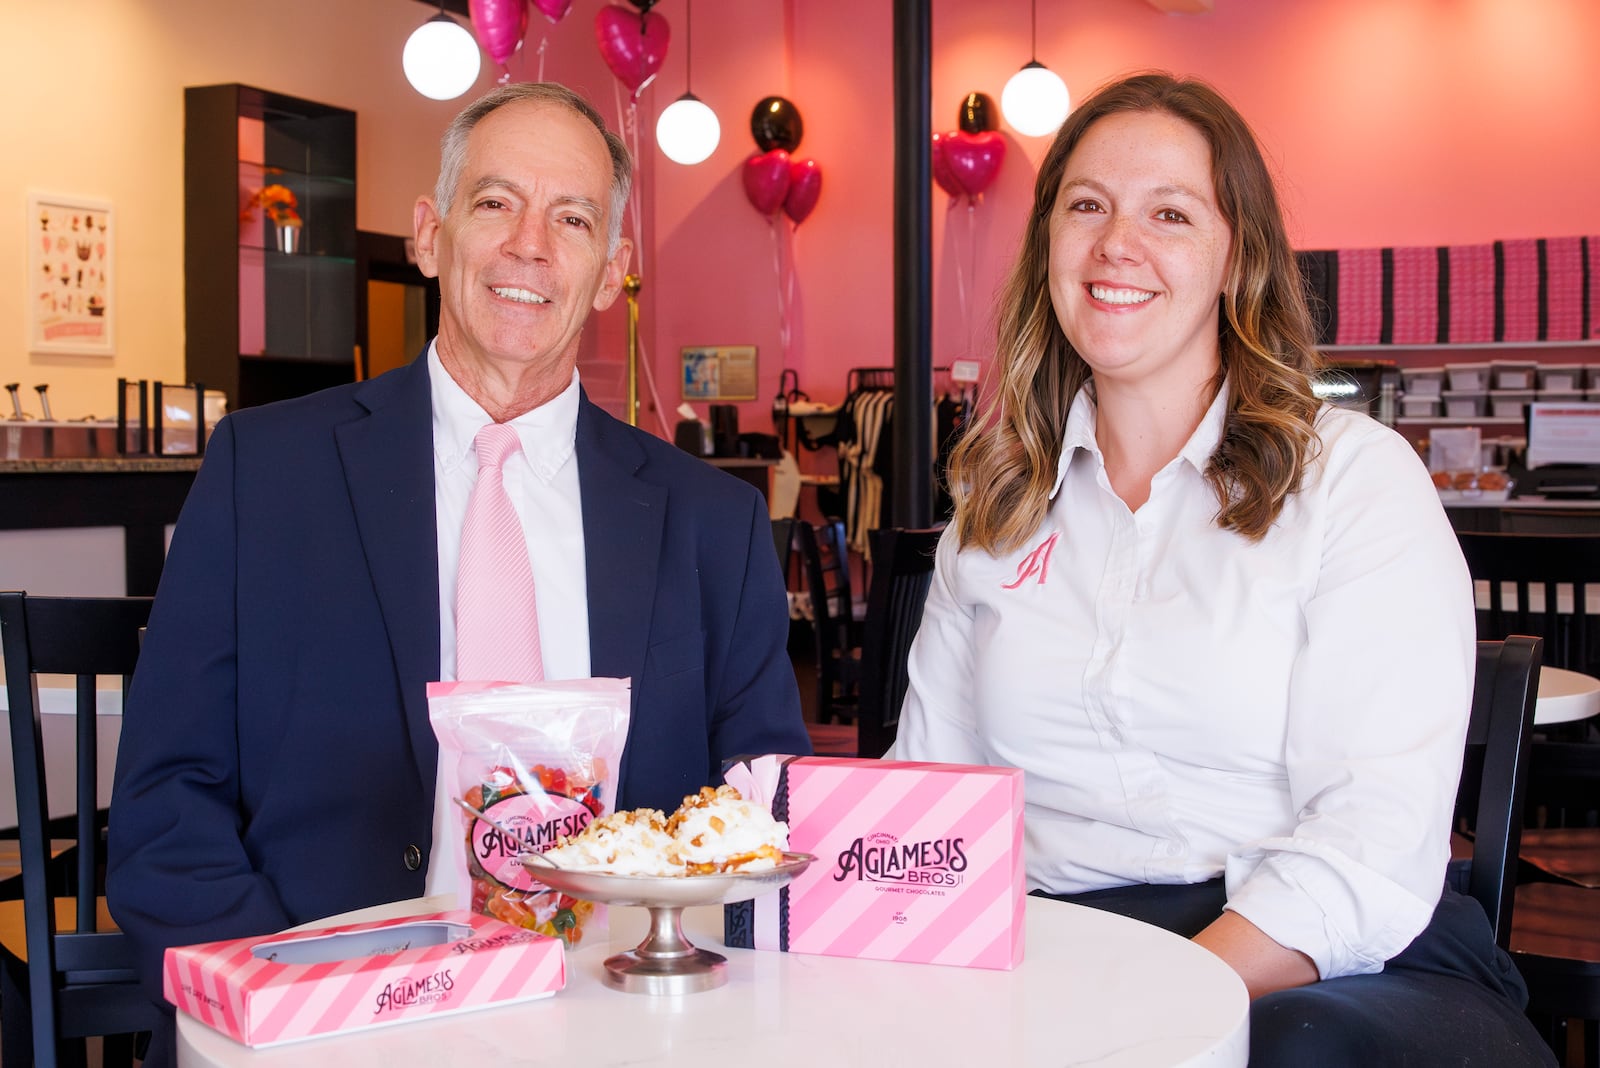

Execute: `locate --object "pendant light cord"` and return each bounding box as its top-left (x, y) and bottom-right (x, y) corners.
top-left (686, 0), bottom-right (695, 91)
top-left (1029, 0), bottom-right (1038, 62)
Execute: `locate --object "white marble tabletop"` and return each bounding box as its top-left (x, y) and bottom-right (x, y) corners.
top-left (1535, 666), bottom-right (1600, 725)
top-left (177, 893), bottom-right (1249, 1067)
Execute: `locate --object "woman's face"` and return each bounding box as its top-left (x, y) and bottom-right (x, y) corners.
top-left (1047, 109), bottom-right (1232, 395)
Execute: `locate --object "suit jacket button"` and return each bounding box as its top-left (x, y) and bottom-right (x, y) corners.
top-left (404, 844), bottom-right (423, 871)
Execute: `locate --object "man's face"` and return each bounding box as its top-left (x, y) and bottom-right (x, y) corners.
top-left (414, 100), bottom-right (631, 390)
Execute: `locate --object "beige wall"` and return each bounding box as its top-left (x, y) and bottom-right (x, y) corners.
top-left (3, 0), bottom-right (501, 419)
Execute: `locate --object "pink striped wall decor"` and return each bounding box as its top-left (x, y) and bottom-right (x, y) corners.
top-left (165, 910), bottom-right (564, 1048)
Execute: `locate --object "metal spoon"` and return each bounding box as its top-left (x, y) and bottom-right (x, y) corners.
top-left (451, 796), bottom-right (561, 868)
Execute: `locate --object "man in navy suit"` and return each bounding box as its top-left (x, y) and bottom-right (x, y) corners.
top-left (108, 82), bottom-right (809, 1053)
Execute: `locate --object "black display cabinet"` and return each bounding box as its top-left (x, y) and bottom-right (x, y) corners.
top-left (185, 84), bottom-right (358, 410)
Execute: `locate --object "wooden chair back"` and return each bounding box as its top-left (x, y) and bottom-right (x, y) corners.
top-left (0, 591), bottom-right (161, 1067)
top-left (855, 528), bottom-right (942, 760)
top-left (1456, 635), bottom-right (1543, 950)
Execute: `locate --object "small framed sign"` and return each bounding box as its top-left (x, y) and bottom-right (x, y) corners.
top-left (682, 346), bottom-right (758, 401)
top-left (28, 192), bottom-right (114, 355)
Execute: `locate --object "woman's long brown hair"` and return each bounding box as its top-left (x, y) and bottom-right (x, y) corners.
top-left (951, 73), bottom-right (1323, 554)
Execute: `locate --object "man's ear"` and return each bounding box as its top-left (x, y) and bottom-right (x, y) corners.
top-left (591, 237), bottom-right (634, 312)
top-left (413, 197), bottom-right (443, 279)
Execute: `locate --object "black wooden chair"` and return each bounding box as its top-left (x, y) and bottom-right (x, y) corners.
top-left (1456, 531), bottom-right (1600, 679)
top-left (0, 591), bottom-right (161, 1068)
top-left (794, 519), bottom-right (864, 724)
top-left (1454, 635), bottom-right (1543, 949)
top-left (854, 527), bottom-right (942, 760)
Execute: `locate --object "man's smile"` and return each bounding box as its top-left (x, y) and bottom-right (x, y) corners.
top-left (490, 286), bottom-right (550, 304)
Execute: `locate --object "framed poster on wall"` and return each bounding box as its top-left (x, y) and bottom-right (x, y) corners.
top-left (681, 345), bottom-right (757, 401)
top-left (28, 192), bottom-right (114, 355)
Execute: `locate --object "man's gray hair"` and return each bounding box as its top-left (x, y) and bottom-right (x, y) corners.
top-left (434, 82), bottom-right (633, 255)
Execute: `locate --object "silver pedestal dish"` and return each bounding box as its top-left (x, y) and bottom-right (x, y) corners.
top-left (520, 852), bottom-right (814, 995)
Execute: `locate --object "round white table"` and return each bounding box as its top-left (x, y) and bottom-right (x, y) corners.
top-left (1535, 666), bottom-right (1600, 725)
top-left (177, 894), bottom-right (1249, 1067)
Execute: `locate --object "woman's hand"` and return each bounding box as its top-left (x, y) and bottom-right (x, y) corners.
top-left (1193, 910), bottom-right (1318, 1000)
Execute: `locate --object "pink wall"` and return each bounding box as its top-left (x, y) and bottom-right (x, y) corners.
top-left (636, 0), bottom-right (1600, 438)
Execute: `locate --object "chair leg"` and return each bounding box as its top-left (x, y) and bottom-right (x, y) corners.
top-left (1, 952), bottom-right (33, 1068)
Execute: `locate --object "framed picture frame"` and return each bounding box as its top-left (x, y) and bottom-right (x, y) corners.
top-left (28, 192), bottom-right (114, 355)
top-left (681, 345), bottom-right (758, 401)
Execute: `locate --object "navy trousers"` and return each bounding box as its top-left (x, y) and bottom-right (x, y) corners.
top-left (1033, 880), bottom-right (1557, 1067)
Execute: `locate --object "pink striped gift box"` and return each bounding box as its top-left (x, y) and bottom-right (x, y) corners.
top-left (723, 755), bottom-right (1025, 970)
top-left (164, 910), bottom-right (564, 1048)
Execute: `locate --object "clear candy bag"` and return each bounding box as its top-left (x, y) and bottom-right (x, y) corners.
top-left (428, 678), bottom-right (631, 946)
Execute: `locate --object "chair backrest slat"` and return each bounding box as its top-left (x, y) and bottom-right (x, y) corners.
top-left (1457, 635), bottom-right (1543, 950)
top-left (857, 527), bottom-right (942, 760)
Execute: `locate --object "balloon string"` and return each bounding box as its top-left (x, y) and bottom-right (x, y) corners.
top-left (634, 334), bottom-right (671, 437)
top-left (965, 199), bottom-right (980, 360)
top-left (769, 218), bottom-right (791, 369)
top-left (536, 36), bottom-right (548, 83)
top-left (785, 222), bottom-right (799, 370)
top-left (611, 86), bottom-right (646, 280)
top-left (949, 197), bottom-right (969, 357)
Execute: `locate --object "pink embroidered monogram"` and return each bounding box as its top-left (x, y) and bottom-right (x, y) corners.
top-left (1001, 531), bottom-right (1059, 590)
top-left (455, 423), bottom-right (544, 682)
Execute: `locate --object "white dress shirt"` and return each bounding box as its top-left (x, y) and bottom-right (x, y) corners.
top-left (893, 383), bottom-right (1477, 980)
top-left (425, 343), bottom-right (592, 896)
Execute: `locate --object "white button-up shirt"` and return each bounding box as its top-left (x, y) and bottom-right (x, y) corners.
top-left (894, 384), bottom-right (1476, 980)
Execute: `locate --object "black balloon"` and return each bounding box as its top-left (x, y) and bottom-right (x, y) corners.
top-left (750, 96), bottom-right (804, 153)
top-left (958, 91), bottom-right (997, 134)
top-left (624, 0), bottom-right (661, 11)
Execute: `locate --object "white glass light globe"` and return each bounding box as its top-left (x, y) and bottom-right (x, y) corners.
top-left (656, 94), bottom-right (722, 165)
top-left (403, 15), bottom-right (482, 101)
top-left (1001, 62), bottom-right (1071, 138)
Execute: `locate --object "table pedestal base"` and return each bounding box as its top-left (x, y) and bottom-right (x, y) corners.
top-left (602, 905), bottom-right (728, 994)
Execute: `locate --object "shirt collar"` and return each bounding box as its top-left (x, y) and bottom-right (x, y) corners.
top-left (429, 341), bottom-right (581, 483)
top-left (1049, 377), bottom-right (1232, 499)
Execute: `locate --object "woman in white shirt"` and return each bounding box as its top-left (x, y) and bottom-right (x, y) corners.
top-left (894, 73), bottom-right (1551, 1066)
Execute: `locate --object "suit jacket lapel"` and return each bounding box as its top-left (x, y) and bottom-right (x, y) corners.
top-left (336, 357), bottom-right (441, 788)
top-left (577, 393), bottom-right (665, 708)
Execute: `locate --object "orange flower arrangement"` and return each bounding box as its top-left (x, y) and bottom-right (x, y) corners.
top-left (242, 183), bottom-right (301, 227)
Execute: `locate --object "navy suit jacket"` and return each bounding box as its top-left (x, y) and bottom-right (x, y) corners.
top-left (107, 354), bottom-right (809, 998)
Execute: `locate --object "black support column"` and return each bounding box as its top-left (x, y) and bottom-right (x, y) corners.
top-left (891, 0), bottom-right (933, 529)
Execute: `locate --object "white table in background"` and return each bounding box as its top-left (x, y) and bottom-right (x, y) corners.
top-left (1535, 666), bottom-right (1600, 726)
top-left (177, 894), bottom-right (1249, 1068)
top-left (0, 681), bottom-right (121, 829)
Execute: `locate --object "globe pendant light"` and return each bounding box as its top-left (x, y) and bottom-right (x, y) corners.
top-left (1000, 0), bottom-right (1070, 137)
top-left (403, 4), bottom-right (482, 101)
top-left (655, 0), bottom-right (721, 165)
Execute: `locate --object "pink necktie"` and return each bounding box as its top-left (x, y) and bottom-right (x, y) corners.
top-left (455, 423), bottom-right (544, 683)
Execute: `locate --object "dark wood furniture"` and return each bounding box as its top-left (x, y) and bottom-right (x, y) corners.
top-left (185, 84), bottom-right (358, 411)
top-left (0, 459), bottom-right (200, 596)
top-left (854, 527), bottom-right (941, 761)
top-left (1, 592), bottom-right (159, 1068)
top-left (1456, 531), bottom-right (1600, 678)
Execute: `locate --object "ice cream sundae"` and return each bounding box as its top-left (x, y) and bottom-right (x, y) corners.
top-left (541, 785), bottom-right (788, 876)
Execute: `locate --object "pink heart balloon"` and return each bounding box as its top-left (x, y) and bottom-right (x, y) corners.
top-left (469, 0), bottom-right (529, 67)
top-left (941, 131), bottom-right (1006, 202)
top-left (743, 150), bottom-right (792, 217)
top-left (594, 4), bottom-right (670, 102)
top-left (930, 132), bottom-right (963, 199)
top-left (531, 0), bottom-right (573, 23)
top-left (783, 158), bottom-right (823, 226)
